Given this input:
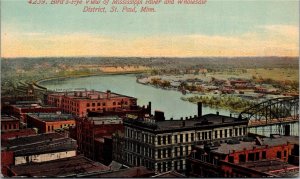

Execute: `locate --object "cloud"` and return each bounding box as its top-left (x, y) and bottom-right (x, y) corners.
top-left (1, 25), bottom-right (298, 58)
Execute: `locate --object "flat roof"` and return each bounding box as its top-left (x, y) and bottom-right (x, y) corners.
top-left (11, 104), bottom-right (58, 109)
top-left (48, 90), bottom-right (136, 100)
top-left (27, 113), bottom-right (75, 122)
top-left (1, 115), bottom-right (19, 122)
top-left (10, 155), bottom-right (110, 177)
top-left (2, 133), bottom-right (76, 156)
top-left (87, 116), bottom-right (122, 125)
top-left (81, 166), bottom-right (154, 178)
top-left (237, 160), bottom-right (299, 177)
top-left (197, 136), bottom-right (299, 155)
top-left (124, 114), bottom-right (247, 132)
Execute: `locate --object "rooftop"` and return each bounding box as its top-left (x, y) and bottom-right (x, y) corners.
top-left (9, 155), bottom-right (110, 177)
top-left (1, 115), bottom-right (19, 122)
top-left (237, 160), bottom-right (299, 177)
top-left (86, 116), bottom-right (122, 125)
top-left (11, 104), bottom-right (58, 109)
top-left (197, 135), bottom-right (299, 155)
top-left (49, 90), bottom-right (136, 100)
top-left (27, 113), bottom-right (75, 122)
top-left (152, 170), bottom-right (186, 178)
top-left (124, 113), bottom-right (247, 133)
top-left (80, 166), bottom-right (155, 178)
top-left (2, 133), bottom-right (76, 156)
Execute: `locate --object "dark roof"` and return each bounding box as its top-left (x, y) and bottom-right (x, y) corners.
top-left (81, 166), bottom-right (155, 177)
top-left (27, 113), bottom-right (75, 122)
top-left (10, 155), bottom-right (110, 177)
top-left (237, 160), bottom-right (299, 177)
top-left (197, 136), bottom-right (299, 155)
top-left (2, 133), bottom-right (76, 156)
top-left (124, 114), bottom-right (247, 133)
top-left (152, 170), bottom-right (186, 177)
top-left (1, 115), bottom-right (19, 122)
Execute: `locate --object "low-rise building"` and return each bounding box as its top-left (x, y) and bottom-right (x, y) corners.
top-left (1, 115), bottom-right (20, 132)
top-left (186, 135), bottom-right (299, 177)
top-left (76, 115), bottom-right (124, 163)
top-left (47, 90), bottom-right (137, 117)
top-left (123, 103), bottom-right (248, 173)
top-left (26, 113), bottom-right (76, 133)
top-left (8, 155), bottom-right (110, 177)
top-left (10, 103), bottom-right (61, 122)
top-left (1, 132), bottom-right (77, 176)
top-left (1, 128), bottom-right (37, 142)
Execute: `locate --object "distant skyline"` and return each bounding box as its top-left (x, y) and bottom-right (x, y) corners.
top-left (1, 0), bottom-right (299, 58)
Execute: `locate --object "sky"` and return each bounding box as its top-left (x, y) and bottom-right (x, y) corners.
top-left (1, 0), bottom-right (299, 58)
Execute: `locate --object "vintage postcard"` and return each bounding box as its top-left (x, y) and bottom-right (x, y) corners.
top-left (1, 0), bottom-right (299, 178)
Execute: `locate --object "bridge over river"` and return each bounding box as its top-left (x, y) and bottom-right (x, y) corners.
top-left (239, 97), bottom-right (299, 137)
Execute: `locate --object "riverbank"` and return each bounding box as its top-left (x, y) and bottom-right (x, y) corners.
top-left (35, 71), bottom-right (145, 86)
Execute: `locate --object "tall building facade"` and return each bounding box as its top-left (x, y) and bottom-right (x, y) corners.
top-left (123, 105), bottom-right (248, 174)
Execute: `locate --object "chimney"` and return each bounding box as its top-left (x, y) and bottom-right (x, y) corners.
top-left (185, 117), bottom-right (188, 120)
top-left (180, 117), bottom-right (183, 120)
top-left (230, 113), bottom-right (232, 117)
top-left (197, 102), bottom-right (202, 117)
top-left (107, 90), bottom-right (111, 99)
top-left (216, 111), bottom-right (219, 115)
top-left (154, 111), bottom-right (165, 121)
top-left (148, 102), bottom-right (152, 115)
top-left (170, 117), bottom-right (173, 120)
top-left (182, 121), bottom-right (185, 127)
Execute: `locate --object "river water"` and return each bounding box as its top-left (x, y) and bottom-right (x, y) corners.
top-left (40, 74), bottom-right (231, 119)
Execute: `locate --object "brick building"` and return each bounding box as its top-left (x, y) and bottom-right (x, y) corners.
top-left (1, 133), bottom-right (77, 176)
top-left (26, 113), bottom-right (76, 133)
top-left (8, 155), bottom-right (110, 177)
top-left (47, 90), bottom-right (137, 117)
top-left (186, 135), bottom-right (299, 177)
top-left (76, 116), bottom-right (124, 164)
top-left (1, 115), bottom-right (20, 132)
top-left (1, 129), bottom-right (37, 142)
top-left (10, 103), bottom-right (61, 122)
top-left (122, 103), bottom-right (248, 173)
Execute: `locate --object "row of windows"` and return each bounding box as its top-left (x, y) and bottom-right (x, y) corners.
top-left (2, 123), bottom-right (18, 130)
top-left (86, 101), bottom-right (128, 107)
top-left (157, 146), bottom-right (190, 159)
top-left (228, 150), bottom-right (288, 163)
top-left (126, 153), bottom-right (155, 169)
top-left (126, 129), bottom-right (155, 144)
top-left (156, 127), bottom-right (247, 146)
top-left (157, 160), bottom-right (185, 173)
top-left (126, 142), bottom-right (155, 158)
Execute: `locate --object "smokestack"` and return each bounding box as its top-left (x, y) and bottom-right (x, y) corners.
top-left (216, 111), bottom-right (219, 115)
top-left (197, 102), bottom-right (202, 117)
top-left (154, 111), bottom-right (165, 121)
top-left (107, 90), bottom-right (111, 99)
top-left (148, 102), bottom-right (152, 115)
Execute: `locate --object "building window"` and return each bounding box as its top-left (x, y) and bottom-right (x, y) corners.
top-left (174, 161), bottom-right (178, 170)
top-left (235, 128), bottom-right (238, 136)
top-left (225, 129), bottom-right (228, 138)
top-left (168, 135), bottom-right (171, 144)
top-left (158, 136), bottom-right (161, 145)
top-left (277, 151), bottom-right (282, 159)
top-left (185, 134), bottom-right (189, 142)
top-left (102, 102), bottom-right (106, 106)
top-left (92, 103), bottom-right (95, 107)
top-left (229, 129), bottom-right (232, 137)
top-left (175, 147), bottom-right (178, 157)
top-left (113, 102), bottom-right (116, 105)
top-left (205, 132), bottom-right (207, 140)
top-left (202, 132), bottom-right (205, 140)
top-left (97, 102), bottom-right (100, 106)
top-left (255, 152), bottom-right (259, 161)
top-left (284, 150), bottom-right (287, 157)
top-left (180, 134), bottom-right (183, 143)
top-left (157, 163), bottom-right (161, 172)
top-left (87, 103), bottom-right (90, 107)
top-left (229, 156), bottom-right (234, 163)
top-left (248, 153), bottom-right (255, 161)
top-left (180, 146), bottom-right (183, 156)
top-left (215, 131), bottom-right (218, 139)
top-left (168, 148), bottom-right (171, 158)
top-left (185, 146), bottom-right (189, 156)
top-left (163, 149), bottom-right (166, 158)
top-left (239, 128), bottom-right (242, 135)
top-left (220, 130), bottom-right (223, 138)
top-left (262, 151), bottom-right (266, 159)
top-left (239, 154), bottom-right (246, 163)
top-left (48, 126), bottom-right (50, 132)
top-left (163, 136), bottom-right (166, 145)
top-left (174, 135), bottom-right (178, 143)
top-left (209, 131), bottom-right (212, 139)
